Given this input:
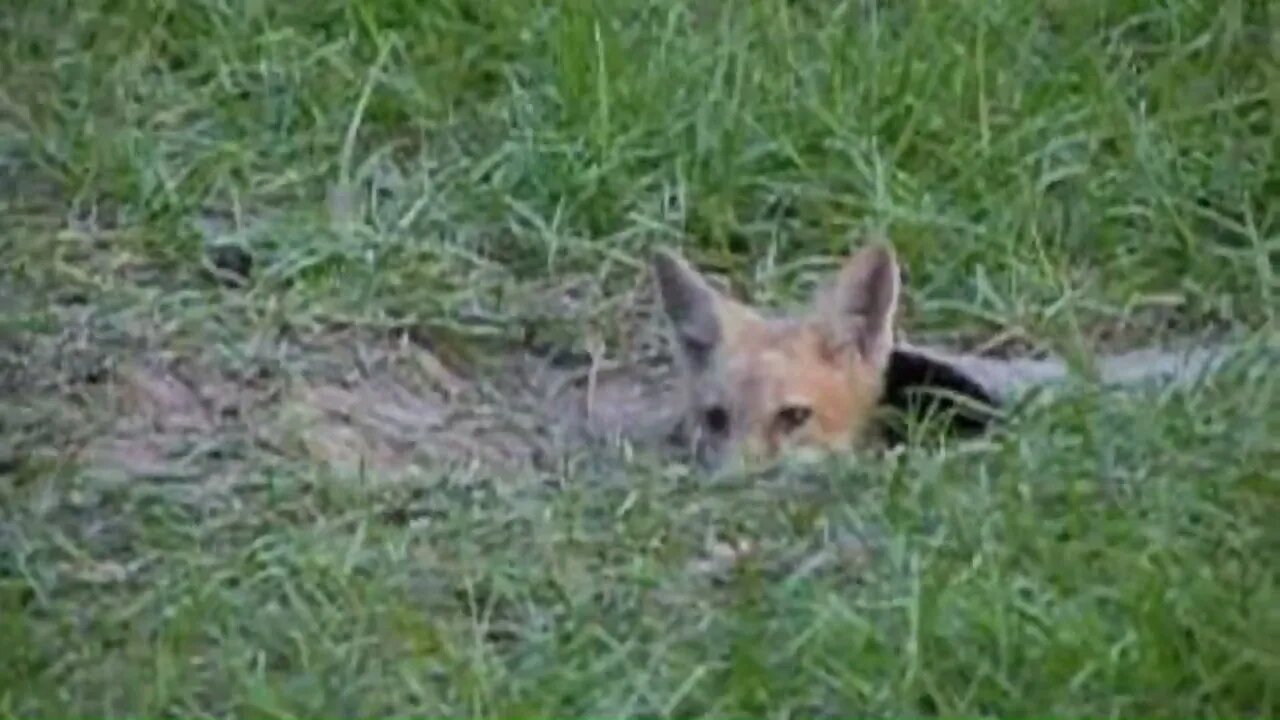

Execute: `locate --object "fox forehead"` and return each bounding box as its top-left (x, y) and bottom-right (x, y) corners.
top-left (711, 318), bottom-right (851, 407)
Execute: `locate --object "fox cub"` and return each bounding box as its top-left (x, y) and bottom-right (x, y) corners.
top-left (652, 242), bottom-right (905, 468)
top-left (651, 241), bottom-right (1256, 469)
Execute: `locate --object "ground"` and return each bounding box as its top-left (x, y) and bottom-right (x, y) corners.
top-left (2, 0), bottom-right (1279, 716)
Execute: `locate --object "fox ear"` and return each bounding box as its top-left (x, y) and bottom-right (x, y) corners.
top-left (652, 248), bottom-right (724, 370)
top-left (821, 241), bottom-right (901, 368)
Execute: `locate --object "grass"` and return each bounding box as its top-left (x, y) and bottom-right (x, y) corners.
top-left (2, 0), bottom-right (1278, 716)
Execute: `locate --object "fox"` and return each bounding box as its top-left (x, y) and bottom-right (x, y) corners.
top-left (651, 240), bottom-right (1269, 470)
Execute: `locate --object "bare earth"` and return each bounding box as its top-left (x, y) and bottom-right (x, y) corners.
top-left (3, 291), bottom-right (686, 490)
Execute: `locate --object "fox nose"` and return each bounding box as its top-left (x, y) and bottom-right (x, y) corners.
top-left (740, 435), bottom-right (777, 465)
top-left (694, 438), bottom-right (758, 474)
top-left (693, 443), bottom-right (722, 471)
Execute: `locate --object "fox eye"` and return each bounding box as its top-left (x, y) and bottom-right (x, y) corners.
top-left (774, 405), bottom-right (812, 434)
top-left (703, 405), bottom-right (730, 434)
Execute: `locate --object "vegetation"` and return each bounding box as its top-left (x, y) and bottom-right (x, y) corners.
top-left (2, 0), bottom-right (1277, 715)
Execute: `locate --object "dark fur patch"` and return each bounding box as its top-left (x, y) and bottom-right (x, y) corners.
top-left (879, 348), bottom-right (1003, 445)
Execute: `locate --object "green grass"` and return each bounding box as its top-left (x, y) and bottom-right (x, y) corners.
top-left (2, 0), bottom-right (1278, 716)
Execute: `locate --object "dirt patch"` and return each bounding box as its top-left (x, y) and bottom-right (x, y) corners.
top-left (271, 373), bottom-right (545, 475)
top-left (51, 319), bottom-right (682, 486)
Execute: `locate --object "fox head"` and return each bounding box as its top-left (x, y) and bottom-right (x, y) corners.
top-left (652, 242), bottom-right (901, 469)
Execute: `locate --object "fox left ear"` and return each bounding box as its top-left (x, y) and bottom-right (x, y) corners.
top-left (651, 248), bottom-right (725, 371)
top-left (820, 241), bottom-right (901, 369)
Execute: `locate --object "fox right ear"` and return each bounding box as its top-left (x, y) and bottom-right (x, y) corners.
top-left (652, 248), bottom-right (723, 370)
top-left (821, 241), bottom-right (901, 369)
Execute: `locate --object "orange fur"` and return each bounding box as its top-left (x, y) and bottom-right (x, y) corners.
top-left (652, 241), bottom-right (900, 468)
